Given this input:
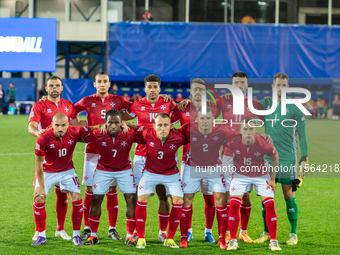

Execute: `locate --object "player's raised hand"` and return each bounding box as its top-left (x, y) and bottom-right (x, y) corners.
top-left (260, 133), bottom-right (273, 144)
top-left (39, 96), bottom-right (48, 101)
top-left (178, 99), bottom-right (190, 111)
top-left (207, 99), bottom-right (215, 105)
top-left (100, 124), bottom-right (107, 134)
top-left (37, 129), bottom-right (46, 136)
top-left (221, 93), bottom-right (231, 99)
top-left (267, 178), bottom-right (276, 193)
top-left (34, 186), bottom-right (46, 200)
top-left (159, 94), bottom-right (171, 102)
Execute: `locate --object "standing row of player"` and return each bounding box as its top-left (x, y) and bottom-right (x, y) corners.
top-left (28, 72), bottom-right (308, 251)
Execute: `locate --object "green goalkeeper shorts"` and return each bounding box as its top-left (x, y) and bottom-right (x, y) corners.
top-left (267, 159), bottom-right (297, 185)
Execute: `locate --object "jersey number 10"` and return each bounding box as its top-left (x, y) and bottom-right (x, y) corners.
top-left (59, 148), bottom-right (67, 157)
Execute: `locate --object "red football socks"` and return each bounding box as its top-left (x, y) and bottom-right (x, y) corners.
top-left (263, 198), bottom-right (277, 240)
top-left (55, 186), bottom-right (68, 231)
top-left (71, 200), bottom-right (83, 231)
top-left (135, 201), bottom-right (148, 239)
top-left (228, 197), bottom-right (242, 239)
top-left (240, 203), bottom-right (252, 231)
top-left (107, 191), bottom-right (119, 228)
top-left (83, 191), bottom-right (93, 227)
top-left (166, 204), bottom-right (183, 239)
top-left (180, 206), bottom-right (191, 237)
top-left (33, 202), bottom-right (46, 232)
top-left (158, 212), bottom-right (170, 232)
top-left (203, 194), bottom-right (215, 229)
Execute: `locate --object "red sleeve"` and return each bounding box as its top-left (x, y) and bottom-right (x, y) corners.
top-left (170, 100), bottom-right (177, 111)
top-left (74, 97), bottom-right (87, 115)
top-left (29, 103), bottom-right (42, 124)
top-left (179, 123), bottom-right (190, 140)
top-left (170, 106), bottom-right (180, 124)
top-left (260, 137), bottom-right (277, 158)
top-left (121, 96), bottom-right (133, 110)
top-left (76, 126), bottom-right (92, 140)
top-left (70, 104), bottom-right (77, 120)
top-left (82, 131), bottom-right (94, 143)
top-left (35, 135), bottom-right (47, 157)
top-left (133, 129), bottom-right (146, 144)
top-left (135, 126), bottom-right (147, 142)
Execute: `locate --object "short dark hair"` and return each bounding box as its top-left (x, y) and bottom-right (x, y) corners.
top-left (46, 76), bottom-right (62, 85)
top-left (191, 78), bottom-right (205, 85)
top-left (232, 72), bottom-right (248, 79)
top-left (155, 112), bottom-right (170, 121)
top-left (144, 74), bottom-right (161, 86)
top-left (241, 116), bottom-right (256, 127)
top-left (105, 109), bottom-right (122, 121)
top-left (95, 71), bottom-right (110, 82)
top-left (197, 106), bottom-right (214, 115)
top-left (273, 73), bottom-right (289, 82)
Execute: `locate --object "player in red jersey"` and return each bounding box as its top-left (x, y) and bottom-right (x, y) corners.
top-left (226, 117), bottom-right (281, 251)
top-left (29, 76), bottom-right (80, 241)
top-left (217, 72), bottom-right (264, 243)
top-left (75, 72), bottom-right (133, 241)
top-left (171, 78), bottom-right (220, 243)
top-left (81, 109), bottom-right (142, 246)
top-left (134, 113), bottom-right (187, 249)
top-left (31, 113), bottom-right (93, 246)
top-left (123, 74), bottom-right (179, 242)
top-left (179, 107), bottom-right (230, 249)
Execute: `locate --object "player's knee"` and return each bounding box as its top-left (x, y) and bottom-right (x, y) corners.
top-left (225, 191), bottom-right (230, 203)
top-left (242, 192), bottom-right (251, 204)
top-left (92, 195), bottom-right (103, 208)
top-left (125, 194), bottom-right (137, 208)
top-left (35, 196), bottom-right (45, 203)
top-left (109, 186), bottom-right (117, 192)
top-left (85, 186), bottom-right (92, 192)
top-left (214, 193), bottom-right (225, 207)
top-left (173, 197), bottom-right (184, 205)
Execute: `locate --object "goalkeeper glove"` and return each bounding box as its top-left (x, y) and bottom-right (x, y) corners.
top-left (297, 156), bottom-right (309, 187)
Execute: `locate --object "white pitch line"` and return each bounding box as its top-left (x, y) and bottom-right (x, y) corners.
top-left (0, 151), bottom-right (84, 156)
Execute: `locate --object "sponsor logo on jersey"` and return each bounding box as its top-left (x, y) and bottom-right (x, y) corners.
top-left (271, 217), bottom-right (277, 221)
top-left (288, 208), bottom-right (295, 212)
top-left (91, 103), bottom-right (96, 107)
top-left (149, 142), bottom-right (154, 147)
top-left (47, 109), bottom-right (52, 113)
top-left (227, 104), bottom-right (232, 109)
top-left (192, 137), bottom-right (197, 142)
top-left (229, 217), bottom-right (235, 221)
top-left (102, 142), bottom-right (107, 146)
top-left (236, 150), bottom-right (240, 154)
top-left (141, 106), bottom-right (145, 111)
top-left (50, 144), bottom-right (55, 148)
top-left (185, 112), bottom-right (190, 116)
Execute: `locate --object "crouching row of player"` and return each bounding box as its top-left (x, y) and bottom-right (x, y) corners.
top-left (31, 108), bottom-right (281, 251)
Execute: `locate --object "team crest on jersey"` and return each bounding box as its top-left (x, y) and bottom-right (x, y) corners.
top-left (255, 151), bottom-right (261, 157)
top-left (110, 102), bottom-right (116, 107)
top-left (91, 103), bottom-right (96, 107)
top-left (35, 143), bottom-right (40, 150)
top-left (121, 141), bottom-right (127, 147)
top-left (47, 109), bottom-right (52, 113)
top-left (192, 137), bottom-right (197, 142)
top-left (236, 150), bottom-right (240, 154)
top-left (68, 140), bottom-right (74, 145)
top-left (141, 106), bottom-right (145, 111)
top-left (213, 136), bottom-right (219, 141)
top-left (169, 144), bottom-right (176, 150)
top-left (160, 105), bottom-right (166, 110)
top-left (102, 142), bottom-right (107, 146)
top-left (149, 142), bottom-right (154, 147)
top-left (64, 107), bottom-right (69, 112)
top-left (50, 144), bottom-right (55, 148)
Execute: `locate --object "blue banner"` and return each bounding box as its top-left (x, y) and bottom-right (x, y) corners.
top-left (108, 22), bottom-right (340, 80)
top-left (0, 18), bottom-right (57, 72)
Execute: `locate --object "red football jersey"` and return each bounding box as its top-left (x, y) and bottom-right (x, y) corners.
top-left (126, 97), bottom-right (178, 157)
top-left (29, 99), bottom-right (77, 129)
top-left (218, 95), bottom-right (263, 156)
top-left (35, 126), bottom-right (91, 173)
top-left (226, 134), bottom-right (277, 177)
top-left (74, 94), bottom-right (132, 154)
top-left (180, 122), bottom-right (234, 167)
top-left (137, 127), bottom-right (187, 175)
top-left (170, 102), bottom-right (221, 163)
top-left (83, 128), bottom-right (143, 172)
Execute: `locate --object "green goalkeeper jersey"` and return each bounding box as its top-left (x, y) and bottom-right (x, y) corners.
top-left (259, 97), bottom-right (306, 162)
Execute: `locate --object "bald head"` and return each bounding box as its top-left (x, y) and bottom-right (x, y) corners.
top-left (52, 113), bottom-right (69, 138)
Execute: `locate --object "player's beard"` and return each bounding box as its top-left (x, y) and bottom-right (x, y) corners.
top-left (49, 91), bottom-right (60, 98)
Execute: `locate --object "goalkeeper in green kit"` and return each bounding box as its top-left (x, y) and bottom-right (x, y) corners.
top-left (254, 73), bottom-right (309, 245)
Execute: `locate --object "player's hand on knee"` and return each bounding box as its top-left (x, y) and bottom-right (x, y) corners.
top-left (267, 179), bottom-right (276, 193)
top-left (34, 187), bottom-right (46, 201)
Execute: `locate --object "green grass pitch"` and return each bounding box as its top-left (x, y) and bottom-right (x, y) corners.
top-left (0, 115), bottom-right (339, 254)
